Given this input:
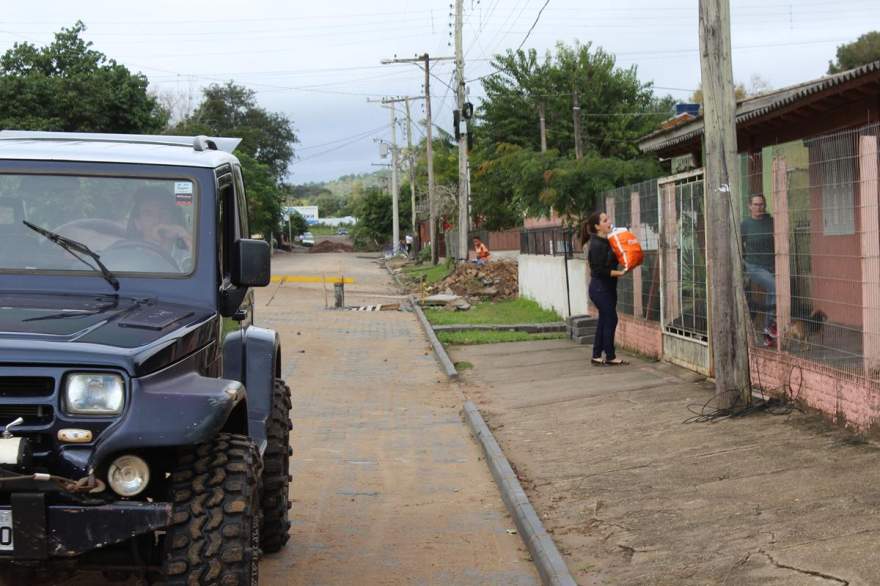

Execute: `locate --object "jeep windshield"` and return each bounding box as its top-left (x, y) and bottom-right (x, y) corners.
top-left (0, 174), bottom-right (196, 275)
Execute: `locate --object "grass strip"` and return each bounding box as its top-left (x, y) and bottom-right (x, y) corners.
top-left (402, 263), bottom-right (452, 285)
top-left (437, 330), bottom-right (567, 345)
top-left (425, 298), bottom-right (561, 326)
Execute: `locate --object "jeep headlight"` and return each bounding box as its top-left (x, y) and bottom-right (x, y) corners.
top-left (64, 373), bottom-right (124, 415)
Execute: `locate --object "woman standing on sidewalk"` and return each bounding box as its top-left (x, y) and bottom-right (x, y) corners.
top-left (581, 211), bottom-right (628, 366)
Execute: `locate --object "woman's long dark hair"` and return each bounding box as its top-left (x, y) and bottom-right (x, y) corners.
top-left (579, 211), bottom-right (604, 246)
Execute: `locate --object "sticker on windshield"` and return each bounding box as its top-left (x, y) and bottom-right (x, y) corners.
top-left (175, 181), bottom-right (193, 206)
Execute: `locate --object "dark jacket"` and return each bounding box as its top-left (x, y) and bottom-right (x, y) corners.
top-left (588, 236), bottom-right (618, 287)
top-left (741, 214), bottom-right (775, 272)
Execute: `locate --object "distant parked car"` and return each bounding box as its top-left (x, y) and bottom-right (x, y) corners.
top-left (337, 228), bottom-right (349, 236)
top-left (301, 231), bottom-right (315, 246)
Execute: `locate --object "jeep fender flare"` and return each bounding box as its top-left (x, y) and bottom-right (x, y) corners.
top-left (222, 325), bottom-right (280, 452)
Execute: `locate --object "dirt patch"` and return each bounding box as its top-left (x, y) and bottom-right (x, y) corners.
top-left (427, 259), bottom-right (518, 300)
top-left (309, 240), bottom-right (354, 253)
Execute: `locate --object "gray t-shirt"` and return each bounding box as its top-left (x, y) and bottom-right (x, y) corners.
top-left (741, 214), bottom-right (774, 271)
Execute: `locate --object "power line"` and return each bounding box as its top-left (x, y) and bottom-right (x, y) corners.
top-left (516, 0), bottom-right (551, 51)
top-left (292, 131), bottom-right (381, 164)
top-left (0, 9), bottom-right (436, 26)
top-left (296, 125), bottom-right (388, 152)
top-left (464, 36), bottom-right (858, 85)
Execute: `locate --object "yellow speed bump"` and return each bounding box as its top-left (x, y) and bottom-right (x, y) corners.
top-left (271, 275), bottom-right (355, 284)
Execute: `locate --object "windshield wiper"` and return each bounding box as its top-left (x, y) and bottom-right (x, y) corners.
top-left (22, 220), bottom-right (120, 291)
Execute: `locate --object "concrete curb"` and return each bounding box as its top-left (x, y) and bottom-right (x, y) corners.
top-left (463, 401), bottom-right (577, 586)
top-left (409, 295), bottom-right (459, 380)
top-left (381, 259), bottom-right (408, 293)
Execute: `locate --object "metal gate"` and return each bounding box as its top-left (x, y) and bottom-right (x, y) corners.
top-left (658, 171), bottom-right (711, 375)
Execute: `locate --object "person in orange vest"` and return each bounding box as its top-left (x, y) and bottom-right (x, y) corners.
top-left (472, 237), bottom-right (491, 265)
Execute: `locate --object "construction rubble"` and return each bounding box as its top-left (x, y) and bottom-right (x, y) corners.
top-left (309, 240), bottom-right (355, 253)
top-left (419, 260), bottom-right (518, 310)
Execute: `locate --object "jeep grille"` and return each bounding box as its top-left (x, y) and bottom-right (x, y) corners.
top-left (0, 376), bottom-right (55, 398)
top-left (0, 404), bottom-right (53, 425)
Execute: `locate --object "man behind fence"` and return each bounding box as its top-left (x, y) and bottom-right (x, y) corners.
top-left (741, 194), bottom-right (776, 340)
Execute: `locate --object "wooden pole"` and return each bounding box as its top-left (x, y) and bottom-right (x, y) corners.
top-left (699, 0), bottom-right (751, 409)
top-left (538, 102), bottom-right (547, 153)
top-left (572, 89), bottom-right (583, 160)
top-left (405, 97), bottom-right (417, 257)
top-left (454, 0), bottom-right (469, 262)
top-left (424, 54), bottom-right (439, 265)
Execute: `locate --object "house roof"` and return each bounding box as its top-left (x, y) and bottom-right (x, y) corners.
top-left (639, 60), bottom-right (880, 155)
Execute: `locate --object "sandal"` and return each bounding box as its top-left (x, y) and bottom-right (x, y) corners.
top-left (591, 358), bottom-right (606, 366)
top-left (606, 358), bottom-right (629, 366)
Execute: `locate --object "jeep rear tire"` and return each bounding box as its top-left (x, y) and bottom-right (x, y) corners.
top-left (260, 378), bottom-right (293, 553)
top-left (161, 433), bottom-right (262, 585)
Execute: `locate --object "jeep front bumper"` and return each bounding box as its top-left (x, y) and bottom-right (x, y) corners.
top-left (0, 493), bottom-right (170, 559)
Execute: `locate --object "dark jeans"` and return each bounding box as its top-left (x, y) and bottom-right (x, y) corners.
top-left (589, 278), bottom-right (618, 360)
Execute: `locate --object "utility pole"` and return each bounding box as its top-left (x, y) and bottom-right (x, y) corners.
top-left (425, 56), bottom-right (439, 265)
top-left (699, 0), bottom-right (751, 409)
top-left (454, 0), bottom-right (469, 262)
top-left (538, 102), bottom-right (547, 153)
top-left (367, 97), bottom-right (402, 254)
top-left (388, 103), bottom-right (400, 254)
top-left (405, 97), bottom-right (417, 257)
top-left (381, 54), bottom-right (454, 265)
top-left (572, 89), bottom-right (584, 160)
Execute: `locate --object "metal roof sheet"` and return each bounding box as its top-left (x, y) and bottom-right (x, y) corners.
top-left (639, 60), bottom-right (880, 154)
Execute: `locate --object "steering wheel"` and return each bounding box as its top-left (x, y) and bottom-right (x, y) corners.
top-left (102, 239), bottom-right (180, 272)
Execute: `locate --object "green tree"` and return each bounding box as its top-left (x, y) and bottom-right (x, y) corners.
top-left (468, 42), bottom-right (670, 230)
top-left (828, 31), bottom-right (880, 74)
top-left (285, 211), bottom-right (308, 239)
top-left (173, 82), bottom-right (297, 179)
top-left (351, 186), bottom-right (412, 250)
top-left (237, 152), bottom-right (283, 241)
top-left (174, 82), bottom-right (298, 241)
top-left (542, 155), bottom-right (661, 223)
top-left (479, 42), bottom-right (673, 160)
top-left (0, 22), bottom-right (167, 132)
top-left (313, 191), bottom-right (346, 217)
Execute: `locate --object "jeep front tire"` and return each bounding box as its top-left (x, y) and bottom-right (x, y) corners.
top-left (162, 433), bottom-right (262, 585)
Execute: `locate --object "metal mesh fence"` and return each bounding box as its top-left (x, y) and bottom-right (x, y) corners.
top-left (741, 122), bottom-right (880, 381)
top-left (601, 180), bottom-right (662, 321)
top-left (520, 226), bottom-right (575, 256)
top-left (663, 174), bottom-right (708, 340)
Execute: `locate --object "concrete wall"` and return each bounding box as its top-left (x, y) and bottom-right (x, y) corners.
top-left (518, 254), bottom-right (591, 318)
top-left (519, 255), bottom-right (662, 359)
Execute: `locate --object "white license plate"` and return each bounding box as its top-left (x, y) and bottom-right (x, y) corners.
top-left (0, 510), bottom-right (12, 551)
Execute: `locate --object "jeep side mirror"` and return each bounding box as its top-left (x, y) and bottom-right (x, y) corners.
top-left (231, 239), bottom-right (270, 287)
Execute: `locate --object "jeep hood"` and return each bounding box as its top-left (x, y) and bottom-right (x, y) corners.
top-left (0, 293), bottom-right (218, 375)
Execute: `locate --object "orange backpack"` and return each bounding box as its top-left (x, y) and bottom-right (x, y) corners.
top-left (608, 227), bottom-right (644, 271)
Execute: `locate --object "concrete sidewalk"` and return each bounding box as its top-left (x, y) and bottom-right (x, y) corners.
top-left (451, 338), bottom-right (880, 585)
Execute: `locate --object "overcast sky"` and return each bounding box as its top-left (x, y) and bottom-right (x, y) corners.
top-left (1, 0), bottom-right (876, 184)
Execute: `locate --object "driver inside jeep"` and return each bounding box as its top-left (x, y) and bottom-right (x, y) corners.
top-left (127, 186), bottom-right (194, 271)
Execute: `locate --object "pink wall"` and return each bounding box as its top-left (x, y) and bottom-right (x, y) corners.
top-left (488, 229), bottom-right (520, 251)
top-left (616, 315), bottom-right (662, 359)
top-left (523, 209), bottom-right (563, 229)
top-left (750, 347), bottom-right (880, 431)
top-left (808, 160), bottom-right (863, 327)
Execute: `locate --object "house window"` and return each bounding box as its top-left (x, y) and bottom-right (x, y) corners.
top-left (819, 134), bottom-right (856, 236)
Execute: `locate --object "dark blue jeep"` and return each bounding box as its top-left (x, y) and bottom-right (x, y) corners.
top-left (0, 131), bottom-right (292, 584)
